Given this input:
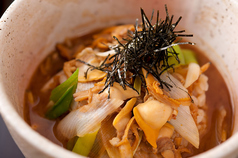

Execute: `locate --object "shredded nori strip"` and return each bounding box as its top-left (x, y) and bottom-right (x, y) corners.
top-left (77, 5), bottom-right (194, 98)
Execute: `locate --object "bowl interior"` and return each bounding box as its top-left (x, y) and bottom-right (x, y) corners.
top-left (0, 0), bottom-right (238, 157)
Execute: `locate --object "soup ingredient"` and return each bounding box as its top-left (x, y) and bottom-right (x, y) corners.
top-left (167, 45), bottom-right (185, 67)
top-left (57, 98), bottom-right (124, 139)
top-left (72, 129), bottom-right (98, 156)
top-left (182, 49), bottom-right (198, 64)
top-left (169, 105), bottom-right (199, 148)
top-left (134, 99), bottom-right (173, 148)
top-left (76, 48), bottom-right (107, 82)
top-left (50, 68), bottom-right (79, 103)
top-left (46, 68), bottom-right (79, 119)
top-left (184, 63), bottom-right (200, 88)
top-left (113, 98), bottom-right (137, 136)
top-left (133, 76), bottom-right (142, 95)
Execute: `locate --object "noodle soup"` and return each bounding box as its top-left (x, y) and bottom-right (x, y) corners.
top-left (24, 8), bottom-right (233, 158)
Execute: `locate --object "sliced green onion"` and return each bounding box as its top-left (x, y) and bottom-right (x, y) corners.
top-left (67, 136), bottom-right (78, 151)
top-left (46, 83), bottom-right (77, 119)
top-left (50, 68), bottom-right (79, 103)
top-left (182, 49), bottom-right (198, 64)
top-left (46, 68), bottom-right (79, 119)
top-left (134, 76), bottom-right (142, 95)
top-left (167, 45), bottom-right (185, 66)
top-left (72, 130), bottom-right (99, 156)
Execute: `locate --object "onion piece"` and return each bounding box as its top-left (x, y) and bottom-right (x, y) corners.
top-left (100, 113), bottom-right (121, 158)
top-left (182, 49), bottom-right (198, 64)
top-left (160, 72), bottom-right (189, 99)
top-left (72, 129), bottom-right (98, 156)
top-left (88, 130), bottom-right (106, 158)
top-left (134, 76), bottom-right (142, 95)
top-left (76, 82), bottom-right (96, 93)
top-left (142, 69), bottom-right (180, 109)
top-left (57, 98), bottom-right (124, 139)
top-left (169, 105), bottom-right (199, 148)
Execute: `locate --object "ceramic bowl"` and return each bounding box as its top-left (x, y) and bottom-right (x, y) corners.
top-left (0, 0), bottom-right (238, 157)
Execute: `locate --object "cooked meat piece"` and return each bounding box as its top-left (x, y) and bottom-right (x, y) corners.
top-left (157, 137), bottom-right (174, 153)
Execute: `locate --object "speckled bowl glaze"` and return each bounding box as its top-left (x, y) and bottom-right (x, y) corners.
top-left (0, 0), bottom-right (238, 157)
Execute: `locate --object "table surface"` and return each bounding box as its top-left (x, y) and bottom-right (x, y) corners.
top-left (0, 115), bottom-right (25, 158)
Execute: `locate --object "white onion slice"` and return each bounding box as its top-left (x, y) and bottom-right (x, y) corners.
top-left (76, 82), bottom-right (96, 93)
top-left (57, 98), bottom-right (124, 139)
top-left (169, 105), bottom-right (199, 148)
top-left (160, 72), bottom-right (189, 99)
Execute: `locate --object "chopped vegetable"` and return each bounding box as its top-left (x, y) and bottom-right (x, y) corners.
top-left (160, 72), bottom-right (190, 100)
top-left (169, 105), bottom-right (199, 148)
top-left (167, 45), bottom-right (185, 67)
top-left (72, 129), bottom-right (99, 156)
top-left (182, 49), bottom-right (198, 64)
top-left (57, 98), bottom-right (124, 139)
top-left (45, 69), bottom-right (79, 119)
top-left (67, 136), bottom-right (78, 151)
top-left (100, 114), bottom-right (121, 158)
top-left (50, 68), bottom-right (79, 103)
top-left (133, 76), bottom-right (142, 95)
top-left (46, 84), bottom-right (77, 119)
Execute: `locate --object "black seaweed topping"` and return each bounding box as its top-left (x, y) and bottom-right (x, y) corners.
top-left (77, 5), bottom-right (194, 97)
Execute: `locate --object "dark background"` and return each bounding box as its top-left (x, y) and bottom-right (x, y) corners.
top-left (1, 0), bottom-right (25, 157)
top-left (0, 0), bottom-right (13, 16)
